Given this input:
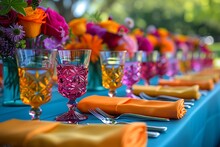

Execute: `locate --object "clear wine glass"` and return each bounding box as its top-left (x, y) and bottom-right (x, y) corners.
top-left (56, 49), bottom-right (91, 123)
top-left (122, 51), bottom-right (142, 98)
top-left (100, 51), bottom-right (126, 97)
top-left (141, 51), bottom-right (159, 85)
top-left (16, 48), bottom-right (57, 120)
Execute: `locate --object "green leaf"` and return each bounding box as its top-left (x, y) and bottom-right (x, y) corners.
top-left (11, 0), bottom-right (27, 15)
top-left (0, 4), bottom-right (11, 15)
top-left (0, 0), bottom-right (27, 15)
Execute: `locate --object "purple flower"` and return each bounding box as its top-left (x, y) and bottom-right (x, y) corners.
top-left (86, 22), bottom-right (106, 38)
top-left (43, 38), bottom-right (57, 49)
top-left (0, 26), bottom-right (6, 37)
top-left (0, 38), bottom-right (16, 57)
top-left (43, 37), bottom-right (61, 50)
top-left (6, 24), bottom-right (25, 42)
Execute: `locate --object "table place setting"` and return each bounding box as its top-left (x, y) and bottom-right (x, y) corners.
top-left (1, 0), bottom-right (220, 147)
top-left (0, 119), bottom-right (147, 147)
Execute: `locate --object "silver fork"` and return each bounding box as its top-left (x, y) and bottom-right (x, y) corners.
top-left (95, 108), bottom-right (167, 133)
top-left (88, 109), bottom-right (163, 138)
top-left (95, 108), bottom-right (170, 122)
top-left (139, 92), bottom-right (194, 109)
top-left (88, 108), bottom-right (160, 138)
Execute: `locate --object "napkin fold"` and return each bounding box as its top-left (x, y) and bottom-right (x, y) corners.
top-left (133, 85), bottom-right (200, 100)
top-left (158, 78), bottom-right (214, 90)
top-left (77, 95), bottom-right (186, 119)
top-left (175, 73), bottom-right (219, 84)
top-left (0, 119), bottom-right (147, 147)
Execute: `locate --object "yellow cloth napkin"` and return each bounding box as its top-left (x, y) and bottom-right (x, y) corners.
top-left (77, 95), bottom-right (186, 119)
top-left (158, 78), bottom-right (214, 91)
top-left (133, 85), bottom-right (200, 100)
top-left (0, 119), bottom-right (147, 147)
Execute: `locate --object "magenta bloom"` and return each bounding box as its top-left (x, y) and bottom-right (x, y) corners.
top-left (200, 44), bottom-right (211, 53)
top-left (0, 10), bottom-right (17, 27)
top-left (136, 36), bottom-right (153, 53)
top-left (42, 8), bottom-right (69, 42)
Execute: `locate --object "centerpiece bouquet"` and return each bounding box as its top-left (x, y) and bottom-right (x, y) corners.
top-left (0, 0), bottom-right (69, 105)
top-left (65, 16), bottom-right (141, 90)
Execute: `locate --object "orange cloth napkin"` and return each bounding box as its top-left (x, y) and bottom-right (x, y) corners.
top-left (159, 78), bottom-right (214, 90)
top-left (175, 73), bottom-right (219, 84)
top-left (77, 95), bottom-right (186, 119)
top-left (133, 85), bottom-right (200, 100)
top-left (0, 119), bottom-right (147, 147)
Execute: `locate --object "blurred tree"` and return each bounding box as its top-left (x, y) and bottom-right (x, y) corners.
top-left (42, 0), bottom-right (220, 41)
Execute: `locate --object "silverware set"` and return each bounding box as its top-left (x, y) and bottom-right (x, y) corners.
top-left (139, 92), bottom-right (195, 109)
top-left (88, 108), bottom-right (168, 138)
top-left (88, 93), bottom-right (197, 138)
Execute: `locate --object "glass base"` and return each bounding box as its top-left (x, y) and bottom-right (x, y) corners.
top-left (56, 110), bottom-right (88, 124)
top-left (3, 99), bottom-right (28, 107)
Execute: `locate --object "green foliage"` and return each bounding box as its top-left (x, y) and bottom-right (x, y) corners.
top-left (86, 11), bottom-right (102, 23)
top-left (31, 0), bottom-right (40, 10)
top-left (0, 0), bottom-right (27, 15)
top-left (16, 39), bottom-right (26, 48)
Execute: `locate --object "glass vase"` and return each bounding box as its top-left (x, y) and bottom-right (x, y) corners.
top-left (2, 57), bottom-right (26, 106)
top-left (87, 60), bottom-right (105, 91)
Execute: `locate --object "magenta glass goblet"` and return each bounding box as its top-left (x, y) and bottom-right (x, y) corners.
top-left (141, 51), bottom-right (159, 85)
top-left (122, 51), bottom-right (142, 98)
top-left (156, 53), bottom-right (169, 78)
top-left (191, 51), bottom-right (203, 72)
top-left (56, 49), bottom-right (91, 123)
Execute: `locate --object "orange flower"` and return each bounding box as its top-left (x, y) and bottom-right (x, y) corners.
top-left (175, 35), bottom-right (187, 42)
top-left (99, 20), bottom-right (120, 34)
top-left (132, 28), bottom-right (144, 37)
top-left (68, 18), bottom-right (87, 36)
top-left (157, 28), bottom-right (169, 38)
top-left (66, 34), bottom-right (103, 63)
top-left (146, 34), bottom-right (158, 48)
top-left (160, 38), bottom-right (175, 54)
top-left (18, 7), bottom-right (46, 38)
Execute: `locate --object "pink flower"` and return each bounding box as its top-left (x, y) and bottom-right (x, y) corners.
top-left (42, 8), bottom-right (69, 42)
top-left (118, 35), bottom-right (138, 56)
top-left (0, 10), bottom-right (17, 27)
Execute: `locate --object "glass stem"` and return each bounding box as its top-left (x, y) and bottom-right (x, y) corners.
top-left (144, 80), bottom-right (150, 85)
top-left (108, 89), bottom-right (116, 97)
top-left (67, 99), bottom-right (77, 112)
top-left (126, 86), bottom-right (133, 98)
top-left (29, 107), bottom-right (42, 120)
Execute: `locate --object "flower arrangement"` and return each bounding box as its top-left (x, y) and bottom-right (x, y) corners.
top-left (0, 0), bottom-right (69, 59)
top-left (65, 16), bottom-right (137, 63)
top-left (0, 0), bottom-right (69, 105)
top-left (146, 27), bottom-right (176, 54)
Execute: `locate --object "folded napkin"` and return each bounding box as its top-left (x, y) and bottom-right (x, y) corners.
top-left (175, 73), bottom-right (219, 83)
top-left (0, 119), bottom-right (147, 147)
top-left (77, 95), bottom-right (186, 119)
top-left (133, 85), bottom-right (200, 100)
top-left (159, 78), bottom-right (214, 90)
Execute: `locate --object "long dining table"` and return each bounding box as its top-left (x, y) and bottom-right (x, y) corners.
top-left (1, 80), bottom-right (220, 147)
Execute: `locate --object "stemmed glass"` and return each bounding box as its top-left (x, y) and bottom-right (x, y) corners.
top-left (100, 51), bottom-right (126, 97)
top-left (141, 51), bottom-right (159, 85)
top-left (16, 48), bottom-right (57, 120)
top-left (56, 49), bottom-right (91, 123)
top-left (122, 51), bottom-right (142, 98)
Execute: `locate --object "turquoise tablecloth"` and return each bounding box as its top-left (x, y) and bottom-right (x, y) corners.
top-left (0, 82), bottom-right (220, 147)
